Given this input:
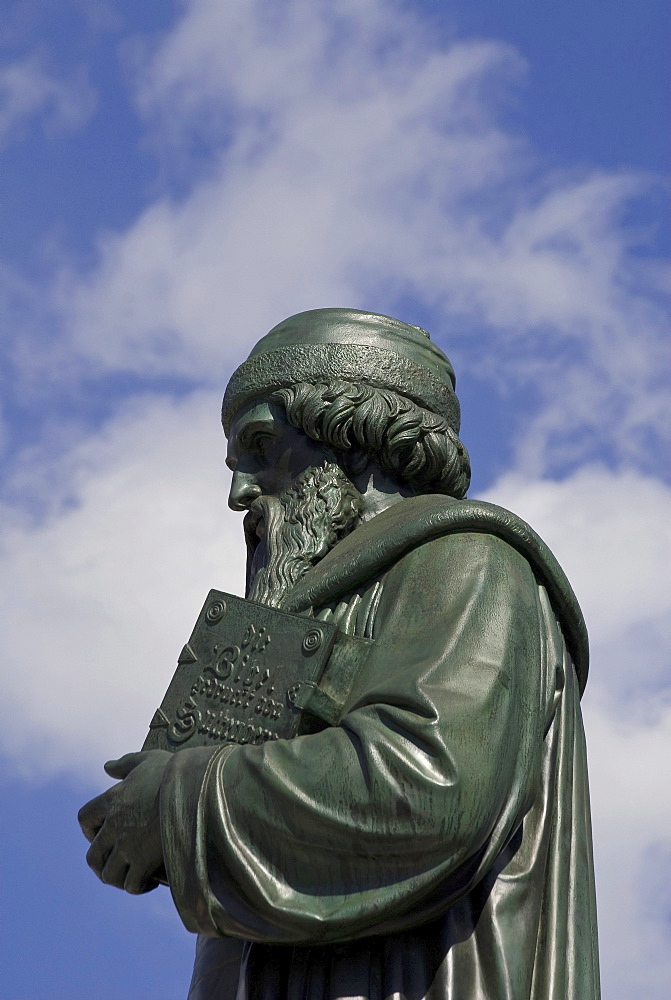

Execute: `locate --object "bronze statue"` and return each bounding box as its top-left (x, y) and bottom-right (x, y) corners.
top-left (79, 309), bottom-right (600, 999)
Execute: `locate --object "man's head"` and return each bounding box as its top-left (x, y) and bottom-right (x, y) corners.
top-left (223, 309), bottom-right (470, 605)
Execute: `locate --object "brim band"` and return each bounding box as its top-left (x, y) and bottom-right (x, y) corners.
top-left (222, 343), bottom-right (461, 434)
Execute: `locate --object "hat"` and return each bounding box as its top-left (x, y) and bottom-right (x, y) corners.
top-left (222, 308), bottom-right (460, 433)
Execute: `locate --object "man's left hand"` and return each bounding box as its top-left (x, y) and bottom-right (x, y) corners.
top-left (78, 749), bottom-right (172, 895)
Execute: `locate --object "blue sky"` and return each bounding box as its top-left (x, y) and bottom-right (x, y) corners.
top-left (0, 2), bottom-right (669, 997)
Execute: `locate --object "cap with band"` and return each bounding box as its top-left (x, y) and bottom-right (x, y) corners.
top-left (222, 308), bottom-right (460, 434)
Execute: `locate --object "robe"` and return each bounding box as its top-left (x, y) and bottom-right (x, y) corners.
top-left (160, 495), bottom-right (600, 1000)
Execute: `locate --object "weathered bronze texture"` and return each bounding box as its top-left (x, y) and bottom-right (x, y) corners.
top-left (79, 308), bottom-right (600, 1000)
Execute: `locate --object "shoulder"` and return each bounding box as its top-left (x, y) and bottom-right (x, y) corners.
top-left (368, 527), bottom-right (544, 666)
top-left (383, 528), bottom-right (538, 601)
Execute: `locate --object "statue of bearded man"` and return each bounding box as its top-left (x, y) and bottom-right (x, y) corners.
top-left (79, 309), bottom-right (600, 1000)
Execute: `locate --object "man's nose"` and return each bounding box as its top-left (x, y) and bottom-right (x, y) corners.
top-left (228, 471), bottom-right (262, 511)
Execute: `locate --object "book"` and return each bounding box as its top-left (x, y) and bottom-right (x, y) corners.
top-left (142, 589), bottom-right (370, 753)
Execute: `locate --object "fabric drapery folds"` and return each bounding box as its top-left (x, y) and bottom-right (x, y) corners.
top-left (160, 498), bottom-right (600, 1000)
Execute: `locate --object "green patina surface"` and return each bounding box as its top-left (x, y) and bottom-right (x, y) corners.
top-left (79, 309), bottom-right (600, 1000)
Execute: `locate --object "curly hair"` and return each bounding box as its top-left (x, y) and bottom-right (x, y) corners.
top-left (271, 380), bottom-right (471, 499)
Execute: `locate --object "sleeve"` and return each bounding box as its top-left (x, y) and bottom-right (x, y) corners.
top-left (159, 532), bottom-right (553, 945)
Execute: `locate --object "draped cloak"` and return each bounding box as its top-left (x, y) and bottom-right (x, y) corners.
top-left (159, 495), bottom-right (600, 1000)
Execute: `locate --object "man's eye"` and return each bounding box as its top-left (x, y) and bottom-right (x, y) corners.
top-left (250, 434), bottom-right (273, 459)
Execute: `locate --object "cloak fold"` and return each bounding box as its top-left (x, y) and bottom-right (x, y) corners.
top-left (282, 495), bottom-right (588, 693)
top-left (159, 496), bottom-right (599, 1000)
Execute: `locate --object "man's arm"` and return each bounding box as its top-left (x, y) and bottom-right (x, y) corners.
top-left (160, 532), bottom-right (556, 945)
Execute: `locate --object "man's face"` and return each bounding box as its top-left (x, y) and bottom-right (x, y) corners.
top-left (226, 399), bottom-right (330, 510)
top-left (225, 396), bottom-right (363, 607)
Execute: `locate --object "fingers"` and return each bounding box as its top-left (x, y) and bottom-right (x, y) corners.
top-left (79, 754), bottom-right (143, 842)
top-left (101, 847), bottom-right (130, 890)
top-left (86, 825), bottom-right (113, 878)
top-left (89, 835), bottom-right (159, 894)
top-left (80, 750), bottom-right (168, 895)
top-left (124, 868), bottom-right (159, 896)
top-left (78, 793), bottom-right (109, 843)
top-left (104, 752), bottom-right (146, 780)
top-left (87, 833), bottom-right (130, 889)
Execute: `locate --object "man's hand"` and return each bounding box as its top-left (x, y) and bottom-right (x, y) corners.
top-left (78, 749), bottom-right (172, 895)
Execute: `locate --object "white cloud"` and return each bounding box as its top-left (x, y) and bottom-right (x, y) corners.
top-left (481, 466), bottom-right (671, 651)
top-left (1, 409), bottom-right (668, 1000)
top-left (63, 11), bottom-right (524, 374)
top-left (585, 701), bottom-right (671, 1000)
top-left (0, 391), bottom-right (246, 779)
top-left (0, 54), bottom-right (96, 147)
top-left (38, 0), bottom-right (665, 478)
top-left (0, 3), bottom-right (667, 993)
top-left (482, 465), bottom-right (671, 717)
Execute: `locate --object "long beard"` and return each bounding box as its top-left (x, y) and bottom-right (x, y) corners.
top-left (244, 461), bottom-right (363, 608)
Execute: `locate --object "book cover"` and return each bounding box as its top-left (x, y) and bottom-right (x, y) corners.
top-left (143, 590), bottom-right (341, 753)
